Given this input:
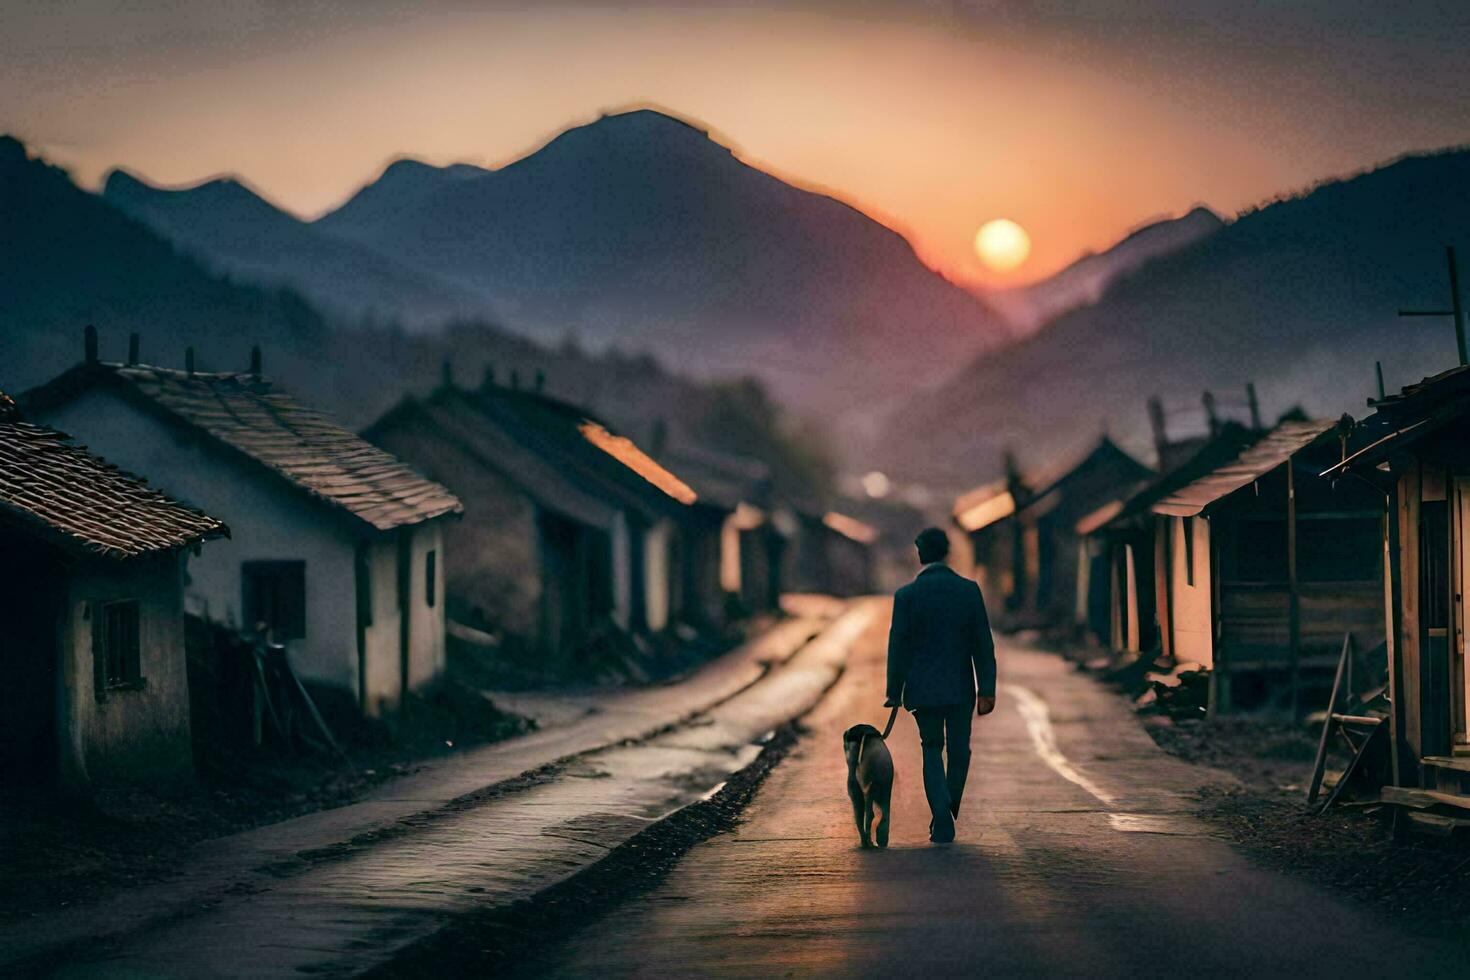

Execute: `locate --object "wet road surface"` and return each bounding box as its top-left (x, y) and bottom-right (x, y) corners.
top-left (530, 602), bottom-right (1465, 979)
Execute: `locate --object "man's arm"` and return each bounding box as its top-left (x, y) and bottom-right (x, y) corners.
top-left (885, 590), bottom-right (911, 706)
top-left (972, 583), bottom-right (997, 711)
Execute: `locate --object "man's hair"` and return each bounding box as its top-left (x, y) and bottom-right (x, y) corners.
top-left (914, 527), bottom-right (950, 564)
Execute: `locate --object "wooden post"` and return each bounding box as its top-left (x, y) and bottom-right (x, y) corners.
top-left (1398, 245), bottom-right (1468, 367)
top-left (1287, 456), bottom-right (1302, 718)
top-left (1449, 246), bottom-right (1466, 367)
top-left (1202, 390), bottom-right (1219, 437)
top-left (1375, 361), bottom-right (1387, 401)
top-left (1147, 396), bottom-right (1168, 462)
top-left (1307, 633), bottom-right (1352, 806)
top-left (1246, 382), bottom-right (1262, 430)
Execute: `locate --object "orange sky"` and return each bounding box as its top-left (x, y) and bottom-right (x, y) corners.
top-left (3, 3), bottom-right (1466, 288)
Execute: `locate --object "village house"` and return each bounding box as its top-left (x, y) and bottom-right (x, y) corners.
top-left (952, 466), bottom-right (1025, 610)
top-left (659, 444), bottom-right (783, 617)
top-left (24, 330), bottom-right (462, 716)
top-left (954, 437), bottom-right (1152, 630)
top-left (1149, 417), bottom-right (1383, 714)
top-left (366, 373), bottom-right (715, 671)
top-left (0, 392), bottom-right (227, 791)
top-left (777, 507), bottom-right (877, 598)
top-left (1074, 422), bottom-right (1260, 656)
top-left (1332, 366), bottom-right (1470, 811)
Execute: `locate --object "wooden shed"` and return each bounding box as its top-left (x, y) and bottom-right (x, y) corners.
top-left (1076, 423), bottom-right (1262, 654)
top-left (1332, 366), bottom-right (1470, 802)
top-left (953, 474), bottom-right (1025, 613)
top-left (0, 392), bottom-right (227, 791)
top-left (1153, 418), bottom-right (1383, 713)
top-left (956, 438), bottom-right (1152, 630)
top-left (659, 446), bottom-right (782, 617)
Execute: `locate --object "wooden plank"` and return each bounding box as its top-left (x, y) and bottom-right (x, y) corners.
top-left (1383, 783), bottom-right (1470, 811)
top-left (1400, 466), bottom-right (1423, 761)
top-left (1307, 634), bottom-right (1351, 806)
top-left (1287, 455), bottom-right (1301, 718)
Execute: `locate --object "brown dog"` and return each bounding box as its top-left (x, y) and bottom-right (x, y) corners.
top-left (843, 723), bottom-right (894, 848)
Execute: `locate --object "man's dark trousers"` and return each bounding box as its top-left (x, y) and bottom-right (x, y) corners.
top-left (914, 702), bottom-right (973, 840)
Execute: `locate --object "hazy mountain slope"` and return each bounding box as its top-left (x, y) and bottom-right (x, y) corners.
top-left (314, 109), bottom-right (1011, 418)
top-left (988, 207), bottom-right (1225, 333)
top-left (0, 136), bottom-right (833, 499)
top-left (877, 148), bottom-right (1470, 491)
top-left (0, 135), bottom-right (335, 394)
top-left (103, 170), bottom-right (490, 327)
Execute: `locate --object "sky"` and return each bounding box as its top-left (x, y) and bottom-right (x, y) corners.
top-left (3, 1), bottom-right (1467, 287)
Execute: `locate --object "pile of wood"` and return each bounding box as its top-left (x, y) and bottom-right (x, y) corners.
top-left (1080, 647), bottom-right (1212, 720)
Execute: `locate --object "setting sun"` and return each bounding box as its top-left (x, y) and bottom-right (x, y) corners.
top-left (974, 218), bottom-right (1031, 272)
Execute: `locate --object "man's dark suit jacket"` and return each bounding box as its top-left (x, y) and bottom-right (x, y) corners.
top-left (886, 563), bottom-right (997, 709)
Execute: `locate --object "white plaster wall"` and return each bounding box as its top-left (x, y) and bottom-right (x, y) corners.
top-left (58, 553), bottom-right (193, 788)
top-left (40, 390), bottom-right (362, 694)
top-left (644, 519), bottom-right (673, 632)
top-left (611, 512), bottom-right (632, 629)
top-left (1169, 516), bottom-right (1215, 668)
top-left (361, 536), bottom-right (402, 715)
top-left (407, 522), bottom-right (447, 691)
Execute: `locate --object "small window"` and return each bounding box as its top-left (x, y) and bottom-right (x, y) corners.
top-left (243, 561), bottom-right (307, 640)
top-left (355, 550), bottom-right (373, 628)
top-left (425, 550), bottom-right (437, 607)
top-left (1182, 517), bottom-right (1195, 587)
top-left (96, 600), bottom-right (142, 691)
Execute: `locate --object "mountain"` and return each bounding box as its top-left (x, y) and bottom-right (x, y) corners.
top-left (0, 135), bottom-right (335, 395)
top-left (313, 109), bottom-right (1012, 419)
top-left (987, 207), bottom-right (1225, 333)
top-left (0, 136), bottom-right (834, 500)
top-left (102, 169), bottom-right (490, 327)
top-left (875, 148), bottom-right (1470, 491)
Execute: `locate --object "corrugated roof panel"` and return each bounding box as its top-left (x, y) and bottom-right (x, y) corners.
top-left (1151, 420), bottom-right (1336, 518)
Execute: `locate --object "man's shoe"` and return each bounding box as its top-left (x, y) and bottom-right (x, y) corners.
top-left (929, 818), bottom-right (956, 844)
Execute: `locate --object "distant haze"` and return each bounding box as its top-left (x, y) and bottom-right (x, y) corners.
top-left (2, 2), bottom-right (1467, 287)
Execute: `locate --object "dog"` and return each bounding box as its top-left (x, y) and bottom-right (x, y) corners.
top-left (843, 722), bottom-right (894, 848)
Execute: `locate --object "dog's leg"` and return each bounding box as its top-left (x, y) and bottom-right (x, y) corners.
top-left (872, 781), bottom-right (892, 849)
top-left (863, 793), bottom-right (876, 848)
top-left (847, 777), bottom-right (871, 848)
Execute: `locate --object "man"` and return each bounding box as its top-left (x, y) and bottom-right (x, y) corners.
top-left (885, 527), bottom-right (997, 844)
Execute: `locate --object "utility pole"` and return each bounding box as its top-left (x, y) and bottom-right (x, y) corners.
top-left (1399, 246), bottom-right (1468, 367)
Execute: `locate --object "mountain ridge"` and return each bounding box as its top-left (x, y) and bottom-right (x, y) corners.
top-left (874, 146), bottom-right (1470, 491)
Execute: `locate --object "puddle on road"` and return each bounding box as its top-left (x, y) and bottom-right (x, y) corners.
top-left (1106, 813), bottom-right (1199, 835)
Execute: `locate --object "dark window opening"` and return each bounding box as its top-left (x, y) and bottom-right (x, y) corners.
top-left (1233, 517), bottom-right (1289, 583)
top-left (243, 560), bottom-right (307, 640)
top-left (96, 599), bottom-right (142, 691)
top-left (1297, 517), bottom-right (1381, 582)
top-left (1183, 517), bottom-right (1196, 586)
top-left (1421, 501), bottom-right (1450, 631)
top-left (354, 549), bottom-right (373, 628)
top-left (425, 549), bottom-right (437, 607)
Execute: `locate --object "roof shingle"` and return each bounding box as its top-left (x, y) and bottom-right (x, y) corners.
top-left (0, 394), bottom-right (227, 559)
top-left (32, 363), bottom-right (461, 532)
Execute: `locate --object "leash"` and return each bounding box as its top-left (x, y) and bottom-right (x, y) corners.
top-left (880, 704), bottom-right (899, 739)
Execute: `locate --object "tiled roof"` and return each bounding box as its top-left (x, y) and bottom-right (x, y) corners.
top-left (954, 481), bottom-right (1017, 533)
top-left (1152, 420), bottom-right (1337, 518)
top-left (469, 385), bottom-right (695, 521)
top-left (31, 363), bottom-right (462, 532)
top-left (823, 510), bottom-right (879, 545)
top-left (0, 394), bottom-right (227, 559)
top-left (371, 390), bottom-right (619, 530)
